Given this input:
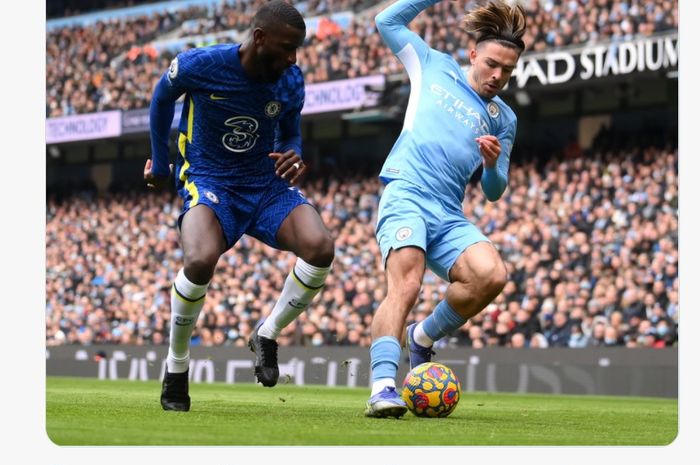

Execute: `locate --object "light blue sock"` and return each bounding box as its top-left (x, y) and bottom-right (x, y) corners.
top-left (369, 336), bottom-right (401, 383)
top-left (422, 299), bottom-right (467, 342)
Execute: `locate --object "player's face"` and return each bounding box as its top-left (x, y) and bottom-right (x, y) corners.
top-left (468, 41), bottom-right (520, 99)
top-left (255, 24), bottom-right (305, 82)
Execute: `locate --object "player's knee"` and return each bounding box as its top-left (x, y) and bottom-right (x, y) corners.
top-left (183, 252), bottom-right (218, 284)
top-left (482, 262), bottom-right (507, 299)
top-left (300, 232), bottom-right (335, 267)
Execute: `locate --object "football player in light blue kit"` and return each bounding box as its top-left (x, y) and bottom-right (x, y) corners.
top-left (144, 1), bottom-right (335, 411)
top-left (365, 0), bottom-right (527, 417)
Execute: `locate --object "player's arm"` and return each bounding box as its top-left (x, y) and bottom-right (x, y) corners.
top-left (478, 120), bottom-right (516, 201)
top-left (375, 0), bottom-right (441, 59)
top-left (145, 58), bottom-right (187, 188)
top-left (271, 82), bottom-right (305, 185)
top-left (274, 107), bottom-right (302, 157)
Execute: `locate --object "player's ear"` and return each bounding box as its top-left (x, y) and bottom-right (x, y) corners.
top-left (253, 28), bottom-right (266, 46)
top-left (469, 47), bottom-right (478, 65)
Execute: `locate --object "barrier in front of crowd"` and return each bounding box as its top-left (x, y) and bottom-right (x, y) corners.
top-left (46, 345), bottom-right (677, 398)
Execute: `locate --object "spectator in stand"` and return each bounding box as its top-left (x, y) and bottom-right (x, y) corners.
top-left (568, 323), bottom-right (589, 348)
top-left (46, 0), bottom-right (679, 117)
top-left (46, 142), bottom-right (678, 351)
top-left (546, 311), bottom-right (572, 347)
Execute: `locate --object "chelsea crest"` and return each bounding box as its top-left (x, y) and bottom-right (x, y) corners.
top-left (265, 101), bottom-right (282, 118)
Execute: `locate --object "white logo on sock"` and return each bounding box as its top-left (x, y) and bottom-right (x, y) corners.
top-left (174, 316), bottom-right (194, 326)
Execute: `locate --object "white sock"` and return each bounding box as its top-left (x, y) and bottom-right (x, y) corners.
top-left (371, 378), bottom-right (396, 396)
top-left (167, 268), bottom-right (209, 373)
top-left (413, 321), bottom-right (434, 348)
top-left (259, 258), bottom-right (330, 339)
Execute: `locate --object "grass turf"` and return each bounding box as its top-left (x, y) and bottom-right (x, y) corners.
top-left (46, 376), bottom-right (677, 446)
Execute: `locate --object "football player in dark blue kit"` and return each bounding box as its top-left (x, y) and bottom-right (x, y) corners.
top-left (144, 1), bottom-right (335, 412)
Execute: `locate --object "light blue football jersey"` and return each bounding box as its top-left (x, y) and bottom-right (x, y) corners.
top-left (376, 0), bottom-right (516, 206)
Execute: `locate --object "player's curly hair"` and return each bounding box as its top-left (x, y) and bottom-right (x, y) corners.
top-left (253, 0), bottom-right (306, 31)
top-left (462, 1), bottom-right (527, 52)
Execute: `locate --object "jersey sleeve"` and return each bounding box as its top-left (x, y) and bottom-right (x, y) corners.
top-left (374, 0), bottom-right (441, 69)
top-left (480, 118), bottom-right (516, 201)
top-left (148, 50), bottom-right (202, 177)
top-left (164, 49), bottom-right (202, 93)
top-left (274, 69), bottom-right (304, 156)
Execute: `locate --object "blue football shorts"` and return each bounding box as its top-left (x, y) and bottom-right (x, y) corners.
top-left (375, 179), bottom-right (489, 282)
top-left (177, 174), bottom-right (309, 250)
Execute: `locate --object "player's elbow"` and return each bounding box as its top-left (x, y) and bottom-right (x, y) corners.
top-left (374, 9), bottom-right (396, 34)
top-left (485, 191), bottom-right (504, 202)
top-left (150, 84), bottom-right (168, 108)
top-left (482, 183), bottom-right (507, 202)
top-left (375, 10), bottom-right (388, 27)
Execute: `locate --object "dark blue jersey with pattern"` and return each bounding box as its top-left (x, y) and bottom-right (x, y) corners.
top-left (149, 43), bottom-right (304, 187)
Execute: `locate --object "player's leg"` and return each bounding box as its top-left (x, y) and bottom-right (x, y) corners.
top-left (246, 185), bottom-right (334, 387)
top-left (365, 180), bottom-right (428, 418)
top-left (365, 246), bottom-right (425, 418)
top-left (445, 242), bottom-right (507, 319)
top-left (162, 203), bottom-right (227, 411)
top-left (410, 223), bottom-right (507, 360)
top-left (265, 203), bottom-right (334, 333)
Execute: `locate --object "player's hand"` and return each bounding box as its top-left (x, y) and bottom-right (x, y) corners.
top-left (269, 150), bottom-right (306, 185)
top-left (476, 135), bottom-right (501, 168)
top-left (143, 159), bottom-right (173, 190)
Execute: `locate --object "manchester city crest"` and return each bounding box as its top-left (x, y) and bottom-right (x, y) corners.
top-left (396, 227), bottom-right (413, 241)
top-left (265, 101), bottom-right (282, 118)
top-left (487, 101), bottom-right (500, 119)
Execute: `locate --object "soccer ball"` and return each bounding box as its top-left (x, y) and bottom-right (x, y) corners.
top-left (401, 362), bottom-right (461, 418)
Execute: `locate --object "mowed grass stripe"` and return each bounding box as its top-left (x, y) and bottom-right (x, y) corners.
top-left (46, 377), bottom-right (677, 446)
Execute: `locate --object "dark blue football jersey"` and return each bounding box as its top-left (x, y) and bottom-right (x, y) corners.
top-left (151, 43), bottom-right (305, 187)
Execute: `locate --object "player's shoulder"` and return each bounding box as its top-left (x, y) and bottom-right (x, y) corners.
top-left (178, 43), bottom-right (238, 63)
top-left (433, 49), bottom-right (462, 70)
top-left (281, 64), bottom-right (305, 87)
top-left (491, 95), bottom-right (517, 126)
top-left (278, 64), bottom-right (305, 98)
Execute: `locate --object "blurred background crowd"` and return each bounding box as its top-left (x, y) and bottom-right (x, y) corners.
top-left (46, 0), bottom-right (678, 117)
top-left (46, 138), bottom-right (679, 349)
top-left (45, 0), bottom-right (679, 350)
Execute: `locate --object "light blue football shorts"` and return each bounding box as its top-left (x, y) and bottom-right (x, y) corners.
top-left (375, 179), bottom-right (490, 282)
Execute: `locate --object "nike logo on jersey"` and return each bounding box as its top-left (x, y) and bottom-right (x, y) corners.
top-left (210, 94), bottom-right (229, 100)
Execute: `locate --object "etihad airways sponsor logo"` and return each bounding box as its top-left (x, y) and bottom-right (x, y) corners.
top-left (429, 84), bottom-right (489, 135)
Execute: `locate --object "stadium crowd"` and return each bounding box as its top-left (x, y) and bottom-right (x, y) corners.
top-left (45, 141), bottom-right (679, 350)
top-left (46, 0), bottom-right (678, 117)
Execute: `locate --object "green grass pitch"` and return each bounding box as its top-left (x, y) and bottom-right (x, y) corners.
top-left (46, 376), bottom-right (677, 446)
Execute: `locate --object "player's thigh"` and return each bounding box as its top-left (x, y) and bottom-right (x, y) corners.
top-left (247, 181), bottom-right (328, 252)
top-left (447, 241), bottom-right (507, 290)
top-left (177, 179), bottom-right (248, 258)
top-left (179, 205), bottom-right (227, 262)
top-left (384, 246), bottom-right (426, 302)
top-left (427, 218), bottom-right (491, 282)
top-left (276, 203), bottom-right (332, 251)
